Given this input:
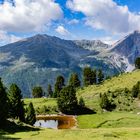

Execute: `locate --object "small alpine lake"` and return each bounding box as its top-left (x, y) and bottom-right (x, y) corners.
top-left (34, 115), bottom-right (77, 129)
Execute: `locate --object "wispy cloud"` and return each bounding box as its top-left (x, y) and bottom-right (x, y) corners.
top-left (0, 30), bottom-right (21, 46)
top-left (68, 19), bottom-right (79, 25)
top-left (55, 25), bottom-right (70, 36)
top-left (67, 0), bottom-right (140, 34)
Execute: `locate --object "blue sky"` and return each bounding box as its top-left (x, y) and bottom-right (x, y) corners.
top-left (0, 0), bottom-right (140, 45)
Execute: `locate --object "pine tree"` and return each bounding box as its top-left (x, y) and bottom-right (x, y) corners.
top-left (100, 93), bottom-right (110, 111)
top-left (47, 84), bottom-right (53, 98)
top-left (57, 85), bottom-right (78, 114)
top-left (132, 81), bottom-right (140, 98)
top-left (98, 69), bottom-right (104, 84)
top-left (135, 57), bottom-right (140, 69)
top-left (68, 73), bottom-right (81, 88)
top-left (92, 69), bottom-right (97, 84)
top-left (8, 84), bottom-right (25, 122)
top-left (83, 67), bottom-right (96, 86)
top-left (54, 75), bottom-right (65, 98)
top-left (0, 78), bottom-right (8, 126)
top-left (25, 102), bottom-right (36, 126)
top-left (79, 97), bottom-right (85, 107)
top-left (32, 86), bottom-right (43, 98)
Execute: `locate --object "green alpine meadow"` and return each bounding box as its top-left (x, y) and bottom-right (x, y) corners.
top-left (1, 0), bottom-right (140, 140)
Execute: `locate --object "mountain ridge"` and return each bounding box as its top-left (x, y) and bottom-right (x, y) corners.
top-left (0, 31), bottom-right (140, 96)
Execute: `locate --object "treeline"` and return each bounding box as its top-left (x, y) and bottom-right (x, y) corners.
top-left (31, 67), bottom-right (104, 115)
top-left (98, 57), bottom-right (140, 112)
top-left (32, 67), bottom-right (105, 98)
top-left (99, 81), bottom-right (140, 111)
top-left (0, 57), bottom-right (140, 126)
top-left (0, 79), bottom-right (36, 127)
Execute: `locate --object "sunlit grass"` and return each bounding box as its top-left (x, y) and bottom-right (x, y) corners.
top-left (77, 70), bottom-right (140, 111)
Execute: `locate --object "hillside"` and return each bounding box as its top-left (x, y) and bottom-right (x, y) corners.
top-left (77, 70), bottom-right (140, 111)
top-left (1, 31), bottom-right (140, 97)
top-left (24, 70), bottom-right (140, 114)
top-left (0, 34), bottom-right (118, 97)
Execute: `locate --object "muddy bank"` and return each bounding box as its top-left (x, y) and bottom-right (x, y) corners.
top-left (35, 115), bottom-right (77, 129)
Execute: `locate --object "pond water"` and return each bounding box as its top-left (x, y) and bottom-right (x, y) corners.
top-left (34, 120), bottom-right (58, 129)
top-left (34, 115), bottom-right (76, 129)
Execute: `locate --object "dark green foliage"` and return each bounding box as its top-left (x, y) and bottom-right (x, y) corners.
top-left (100, 92), bottom-right (116, 111)
top-left (99, 88), bottom-right (134, 112)
top-left (83, 67), bottom-right (96, 86)
top-left (0, 78), bottom-right (8, 126)
top-left (54, 75), bottom-right (65, 98)
top-left (47, 84), bottom-right (53, 98)
top-left (132, 81), bottom-right (140, 98)
top-left (8, 84), bottom-right (25, 122)
top-left (68, 73), bottom-right (81, 88)
top-left (32, 86), bottom-right (43, 98)
top-left (57, 85), bottom-right (78, 114)
top-left (100, 93), bottom-right (111, 111)
top-left (92, 69), bottom-right (97, 84)
top-left (79, 97), bottom-right (85, 107)
top-left (98, 69), bottom-right (104, 83)
top-left (135, 57), bottom-right (140, 69)
top-left (25, 102), bottom-right (36, 126)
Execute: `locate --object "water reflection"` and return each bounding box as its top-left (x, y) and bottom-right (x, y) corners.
top-left (34, 120), bottom-right (58, 129)
top-left (34, 116), bottom-right (76, 129)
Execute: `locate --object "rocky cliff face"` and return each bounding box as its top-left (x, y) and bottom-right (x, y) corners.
top-left (111, 30), bottom-right (140, 64)
top-left (110, 31), bottom-right (140, 71)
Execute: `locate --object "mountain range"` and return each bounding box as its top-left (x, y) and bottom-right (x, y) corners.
top-left (0, 31), bottom-right (140, 97)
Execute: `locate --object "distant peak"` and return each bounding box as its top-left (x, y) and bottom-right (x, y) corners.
top-left (133, 30), bottom-right (140, 34)
top-left (33, 34), bottom-right (48, 38)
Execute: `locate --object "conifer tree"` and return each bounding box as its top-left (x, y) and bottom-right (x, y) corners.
top-left (32, 86), bottom-right (43, 98)
top-left (100, 93), bottom-right (110, 110)
top-left (132, 81), bottom-right (140, 98)
top-left (68, 73), bottom-right (81, 88)
top-left (83, 67), bottom-right (96, 86)
top-left (135, 57), bottom-right (140, 69)
top-left (0, 78), bottom-right (8, 126)
top-left (54, 75), bottom-right (65, 98)
top-left (98, 69), bottom-right (104, 84)
top-left (92, 69), bottom-right (97, 84)
top-left (57, 85), bottom-right (78, 114)
top-left (8, 84), bottom-right (25, 122)
top-left (79, 97), bottom-right (85, 107)
top-left (47, 84), bottom-right (53, 97)
top-left (25, 102), bottom-right (36, 126)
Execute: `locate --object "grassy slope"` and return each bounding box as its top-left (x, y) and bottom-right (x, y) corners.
top-left (77, 112), bottom-right (140, 128)
top-left (3, 127), bottom-right (140, 140)
top-left (24, 98), bottom-right (57, 114)
top-left (9, 70), bottom-right (140, 140)
top-left (77, 70), bottom-right (140, 111)
top-left (24, 70), bottom-right (140, 113)
top-left (2, 112), bottom-right (140, 140)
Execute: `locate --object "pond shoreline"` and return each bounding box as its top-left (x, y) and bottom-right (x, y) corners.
top-left (35, 114), bottom-right (77, 129)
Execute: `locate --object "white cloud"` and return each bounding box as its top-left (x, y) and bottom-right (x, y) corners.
top-left (99, 36), bottom-right (118, 45)
top-left (0, 30), bottom-right (21, 46)
top-left (68, 19), bottom-right (79, 24)
top-left (0, 0), bottom-right (63, 32)
top-left (67, 0), bottom-right (140, 34)
top-left (55, 25), bottom-right (70, 36)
